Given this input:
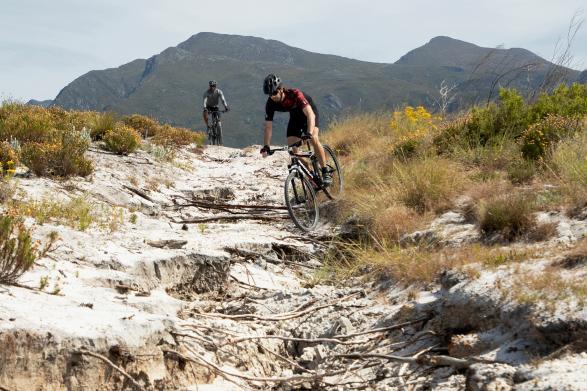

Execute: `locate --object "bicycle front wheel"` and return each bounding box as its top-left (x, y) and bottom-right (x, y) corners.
top-left (284, 170), bottom-right (319, 231)
top-left (216, 121), bottom-right (223, 146)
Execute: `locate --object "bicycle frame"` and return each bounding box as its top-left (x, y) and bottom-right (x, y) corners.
top-left (273, 137), bottom-right (324, 190)
top-left (207, 109), bottom-right (228, 145)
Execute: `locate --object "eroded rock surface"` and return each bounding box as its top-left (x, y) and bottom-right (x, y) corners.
top-left (1, 145), bottom-right (585, 390)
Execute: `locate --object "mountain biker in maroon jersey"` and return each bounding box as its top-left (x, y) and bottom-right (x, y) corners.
top-left (260, 74), bottom-right (332, 186)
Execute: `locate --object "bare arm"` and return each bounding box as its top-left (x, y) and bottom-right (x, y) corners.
top-left (263, 121), bottom-right (273, 146)
top-left (203, 92), bottom-right (208, 110)
top-left (302, 105), bottom-right (316, 136)
top-left (219, 90), bottom-right (228, 109)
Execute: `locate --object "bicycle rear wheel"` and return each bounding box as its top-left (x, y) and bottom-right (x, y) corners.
top-left (322, 144), bottom-right (343, 200)
top-left (284, 170), bottom-right (319, 231)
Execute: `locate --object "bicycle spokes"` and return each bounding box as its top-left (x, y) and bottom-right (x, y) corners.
top-left (284, 172), bottom-right (318, 231)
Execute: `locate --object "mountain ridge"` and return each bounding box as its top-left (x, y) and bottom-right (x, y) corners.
top-left (47, 33), bottom-right (582, 147)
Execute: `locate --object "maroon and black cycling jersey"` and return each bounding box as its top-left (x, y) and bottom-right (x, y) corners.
top-left (265, 89), bottom-right (317, 121)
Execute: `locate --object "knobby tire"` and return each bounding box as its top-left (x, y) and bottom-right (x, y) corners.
top-left (284, 170), bottom-right (319, 231)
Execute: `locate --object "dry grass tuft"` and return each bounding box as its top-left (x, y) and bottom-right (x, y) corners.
top-left (555, 238), bottom-right (587, 269)
top-left (477, 193), bottom-right (536, 241)
top-left (315, 242), bottom-right (538, 286)
top-left (390, 157), bottom-right (468, 214)
top-left (509, 267), bottom-right (587, 311)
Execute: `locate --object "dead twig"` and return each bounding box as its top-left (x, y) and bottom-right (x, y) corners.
top-left (227, 334), bottom-right (371, 346)
top-left (198, 293), bottom-right (361, 321)
top-left (171, 196), bottom-right (288, 211)
top-left (173, 214), bottom-right (288, 224)
top-left (333, 317), bottom-right (428, 340)
top-left (256, 344), bottom-right (315, 374)
top-left (163, 348), bottom-right (346, 384)
top-left (230, 275), bottom-right (270, 291)
top-left (77, 349), bottom-right (144, 390)
top-left (122, 185), bottom-right (155, 203)
top-left (336, 352), bottom-right (494, 369)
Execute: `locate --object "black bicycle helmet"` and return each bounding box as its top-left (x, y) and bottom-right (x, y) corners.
top-left (209, 80), bottom-right (217, 87)
top-left (263, 74), bottom-right (281, 95)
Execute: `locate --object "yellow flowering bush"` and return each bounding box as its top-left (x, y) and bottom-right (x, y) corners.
top-left (0, 142), bottom-right (18, 175)
top-left (102, 124), bottom-right (142, 155)
top-left (122, 114), bottom-right (161, 138)
top-left (0, 102), bottom-right (54, 143)
top-left (520, 115), bottom-right (581, 160)
top-left (20, 128), bottom-right (93, 177)
top-left (389, 106), bottom-right (440, 157)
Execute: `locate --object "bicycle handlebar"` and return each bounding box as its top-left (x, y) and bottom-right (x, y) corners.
top-left (205, 109), bottom-right (229, 113)
top-left (266, 134), bottom-right (312, 154)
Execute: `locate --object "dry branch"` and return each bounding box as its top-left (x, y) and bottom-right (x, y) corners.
top-left (77, 349), bottom-right (144, 390)
top-left (122, 185), bottom-right (155, 203)
top-left (172, 197), bottom-right (288, 211)
top-left (230, 275), bottom-right (270, 291)
top-left (227, 334), bottom-right (369, 346)
top-left (173, 214), bottom-right (288, 224)
top-left (333, 317), bottom-right (428, 340)
top-left (163, 348), bottom-right (346, 384)
top-left (198, 293), bottom-right (361, 321)
top-left (336, 352), bottom-right (492, 369)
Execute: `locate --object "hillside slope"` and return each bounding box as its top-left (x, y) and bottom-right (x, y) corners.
top-left (51, 33), bottom-right (581, 146)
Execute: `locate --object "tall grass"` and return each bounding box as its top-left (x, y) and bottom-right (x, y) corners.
top-left (321, 84), bottom-right (587, 284)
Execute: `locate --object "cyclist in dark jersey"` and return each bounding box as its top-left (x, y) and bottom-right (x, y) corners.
top-left (260, 74), bottom-right (332, 185)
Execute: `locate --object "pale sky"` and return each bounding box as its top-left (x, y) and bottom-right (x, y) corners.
top-left (1, 0), bottom-right (585, 101)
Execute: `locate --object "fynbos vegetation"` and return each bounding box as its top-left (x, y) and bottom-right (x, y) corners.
top-left (323, 83), bottom-right (587, 284)
top-left (0, 101), bottom-right (206, 176)
top-left (0, 215), bottom-right (56, 285)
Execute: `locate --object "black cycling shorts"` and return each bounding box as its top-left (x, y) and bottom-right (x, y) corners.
top-left (205, 106), bottom-right (219, 112)
top-left (286, 108), bottom-right (320, 138)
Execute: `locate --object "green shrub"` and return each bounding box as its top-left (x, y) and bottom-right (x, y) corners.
top-left (531, 83), bottom-right (587, 120)
top-left (435, 84), bottom-right (587, 154)
top-left (520, 115), bottom-right (581, 160)
top-left (0, 101), bottom-right (54, 143)
top-left (20, 128), bottom-right (93, 177)
top-left (0, 214), bottom-right (56, 285)
top-left (478, 193), bottom-right (536, 241)
top-left (122, 114), bottom-right (160, 138)
top-left (48, 107), bottom-right (96, 132)
top-left (102, 124), bottom-right (141, 155)
top-left (89, 112), bottom-right (117, 141)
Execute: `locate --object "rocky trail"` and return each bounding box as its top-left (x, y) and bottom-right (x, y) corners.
top-left (0, 145), bottom-right (586, 390)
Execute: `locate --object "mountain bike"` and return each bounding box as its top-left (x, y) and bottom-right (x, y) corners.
top-left (268, 136), bottom-right (342, 231)
top-left (207, 109), bottom-right (228, 146)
